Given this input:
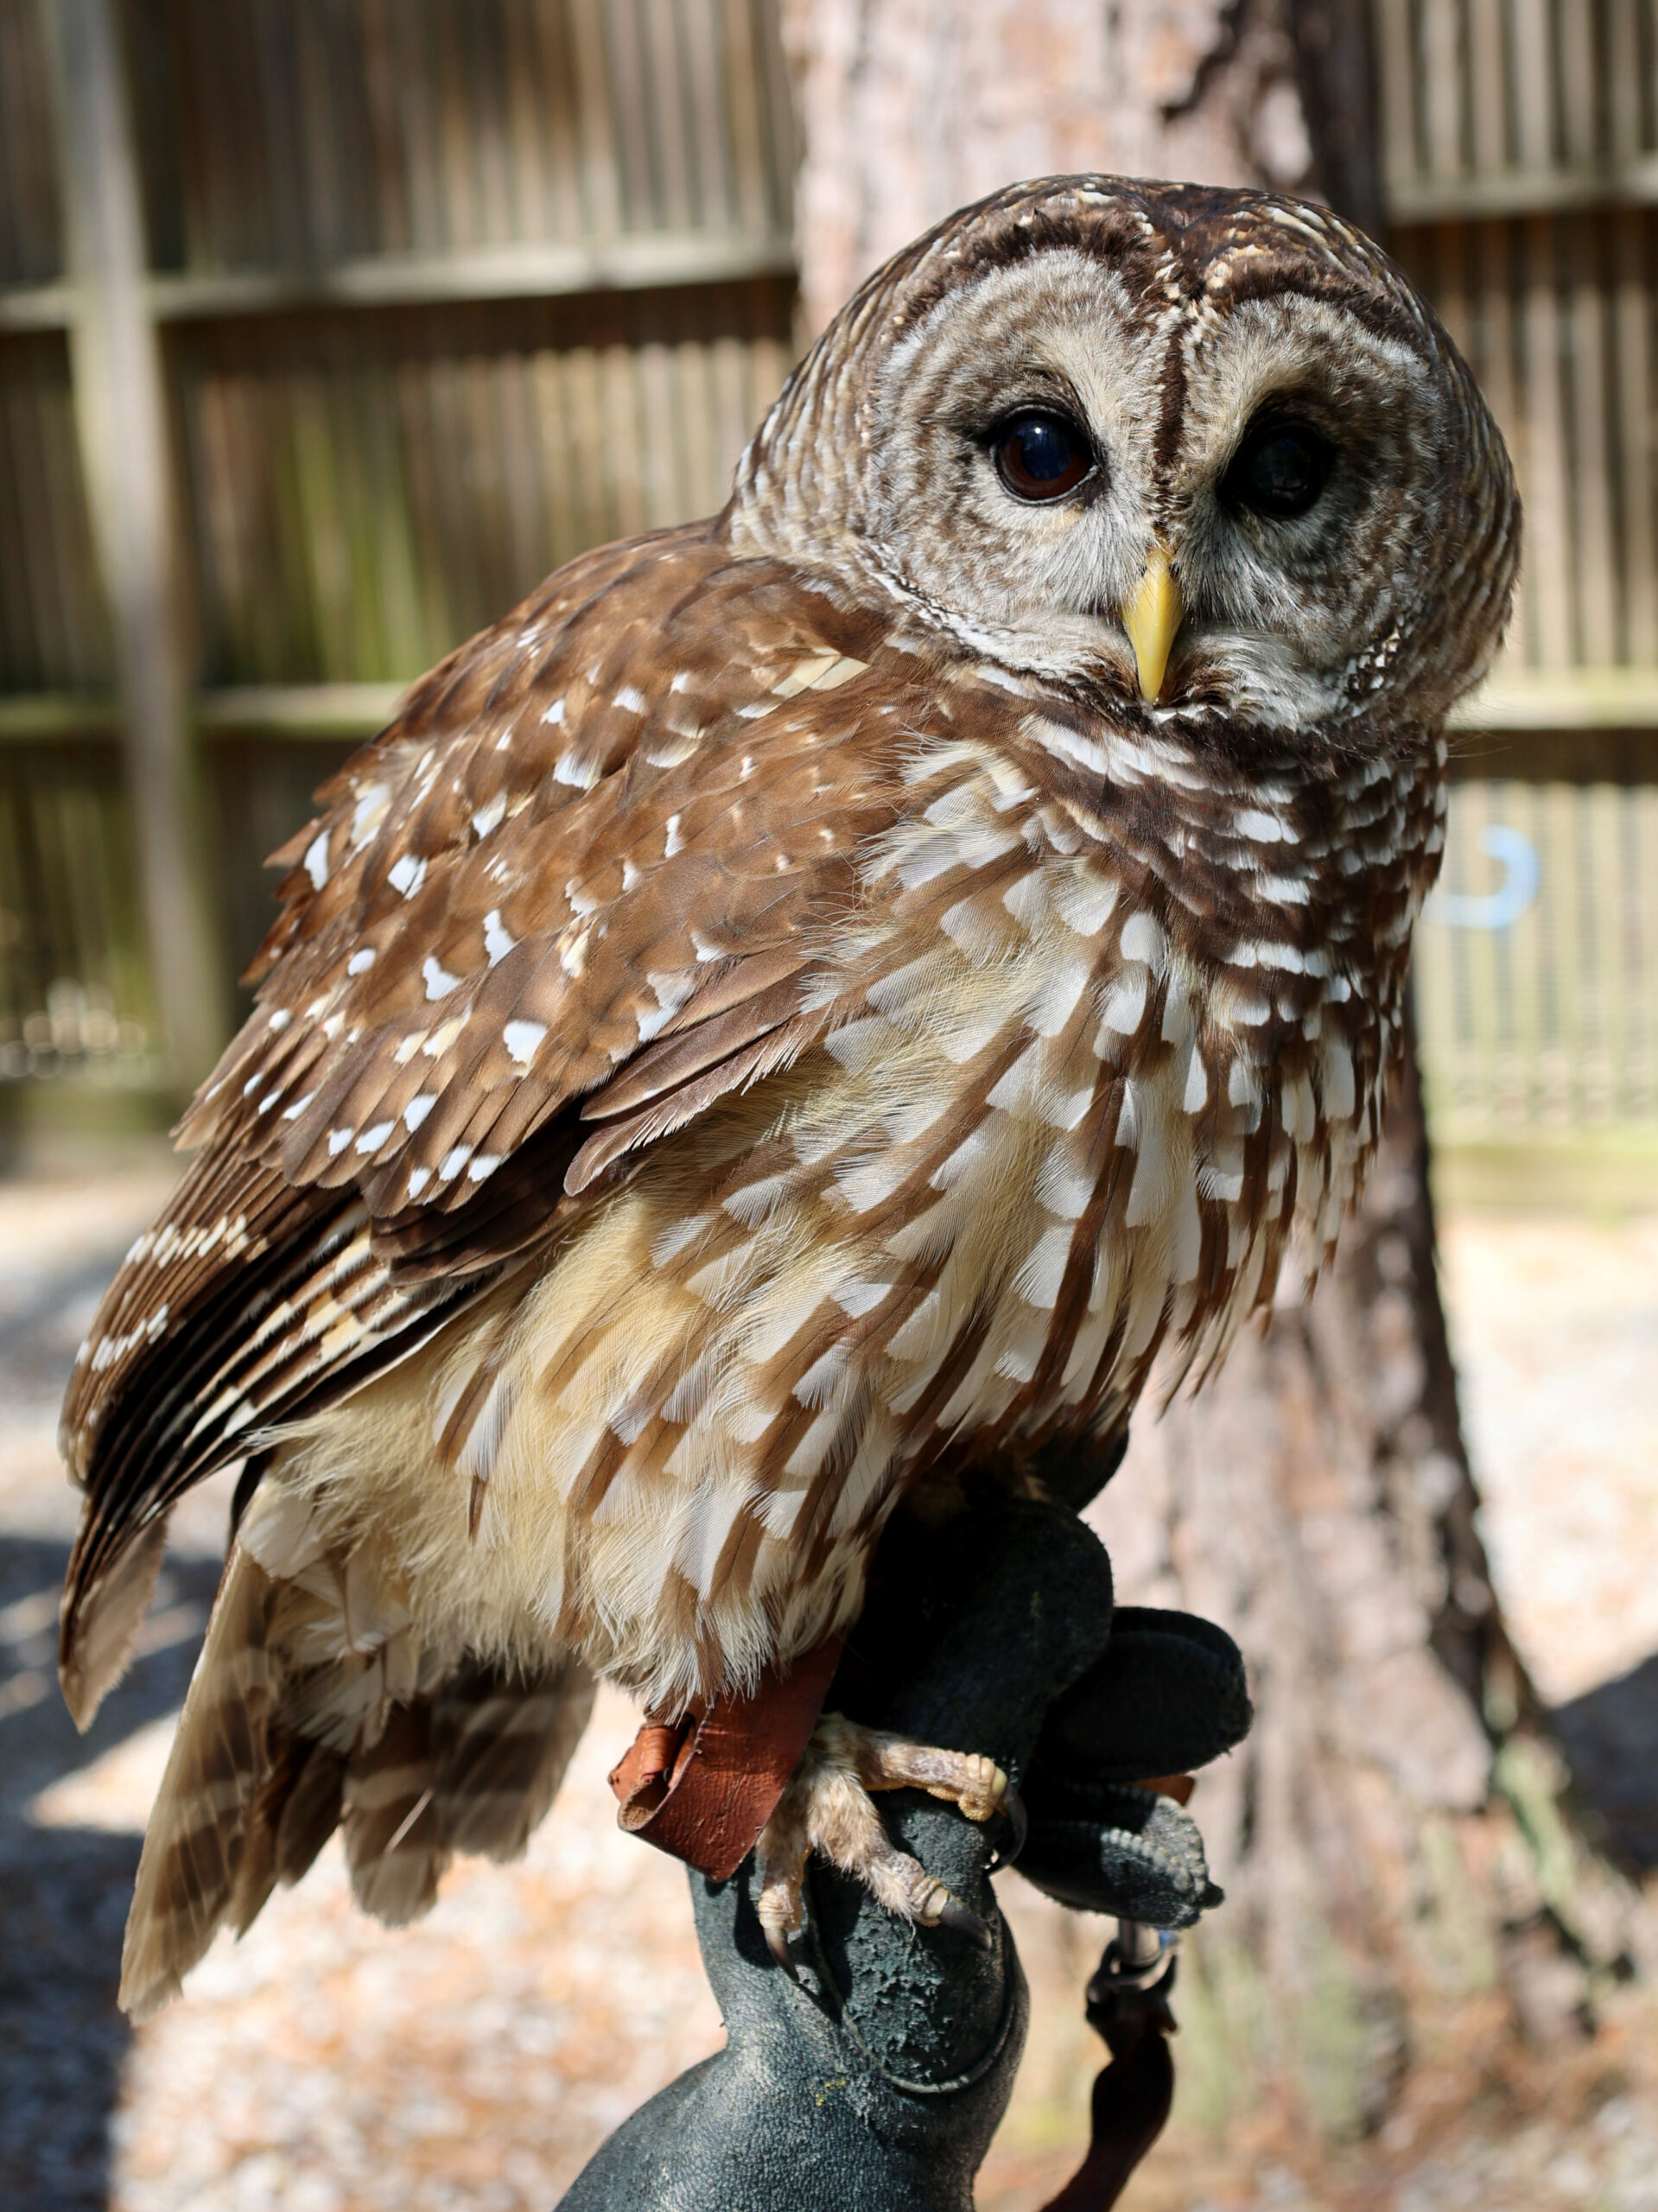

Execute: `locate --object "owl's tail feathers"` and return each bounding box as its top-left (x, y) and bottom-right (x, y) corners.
top-left (337, 1649), bottom-right (594, 1927)
top-left (118, 1516), bottom-right (594, 2022)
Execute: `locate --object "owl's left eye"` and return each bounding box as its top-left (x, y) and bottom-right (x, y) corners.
top-left (992, 410), bottom-right (1096, 502)
top-left (1223, 420), bottom-right (1331, 521)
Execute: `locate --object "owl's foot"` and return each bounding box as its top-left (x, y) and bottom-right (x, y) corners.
top-left (754, 1712), bottom-right (1018, 1974)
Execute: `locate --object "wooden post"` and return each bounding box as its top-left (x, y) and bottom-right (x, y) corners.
top-left (39, 0), bottom-right (227, 1090)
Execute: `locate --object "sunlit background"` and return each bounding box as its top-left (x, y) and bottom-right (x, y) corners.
top-left (1, 3), bottom-right (1654, 2209)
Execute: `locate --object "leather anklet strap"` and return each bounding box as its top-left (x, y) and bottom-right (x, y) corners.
top-left (607, 1631), bottom-right (847, 1881)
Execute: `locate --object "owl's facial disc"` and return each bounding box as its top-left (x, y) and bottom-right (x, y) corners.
top-left (730, 185), bottom-right (1515, 741)
top-left (866, 251), bottom-right (1495, 733)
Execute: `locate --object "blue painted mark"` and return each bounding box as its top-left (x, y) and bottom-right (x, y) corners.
top-left (1428, 823), bottom-right (1540, 931)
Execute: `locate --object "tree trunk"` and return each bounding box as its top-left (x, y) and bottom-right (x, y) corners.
top-left (777, 0), bottom-right (1650, 2172)
top-left (779, 0), bottom-right (1318, 346)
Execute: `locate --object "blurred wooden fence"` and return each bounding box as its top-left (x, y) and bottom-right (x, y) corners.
top-left (1377, 0), bottom-right (1658, 1143)
top-left (1, 0), bottom-right (1656, 1145)
top-left (1417, 779), bottom-right (1658, 1138)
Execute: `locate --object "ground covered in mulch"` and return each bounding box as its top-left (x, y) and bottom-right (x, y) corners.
top-left (1, 1138), bottom-right (1653, 2210)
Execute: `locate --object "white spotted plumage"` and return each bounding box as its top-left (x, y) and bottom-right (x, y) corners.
top-left (58, 176), bottom-right (1516, 2021)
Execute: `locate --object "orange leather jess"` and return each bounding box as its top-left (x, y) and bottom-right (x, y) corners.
top-left (607, 1633), bottom-right (848, 1880)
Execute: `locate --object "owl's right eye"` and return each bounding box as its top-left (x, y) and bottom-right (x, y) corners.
top-left (992, 410), bottom-right (1096, 502)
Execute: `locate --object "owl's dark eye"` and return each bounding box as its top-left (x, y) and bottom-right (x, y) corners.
top-left (993, 410), bottom-right (1095, 502)
top-left (1223, 421), bottom-right (1331, 520)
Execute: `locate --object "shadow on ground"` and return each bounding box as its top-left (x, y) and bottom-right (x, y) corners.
top-left (0, 1532), bottom-right (221, 2212)
top-left (1552, 1652), bottom-right (1658, 1873)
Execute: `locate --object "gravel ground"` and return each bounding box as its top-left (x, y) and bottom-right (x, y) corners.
top-left (0, 1138), bottom-right (1653, 2211)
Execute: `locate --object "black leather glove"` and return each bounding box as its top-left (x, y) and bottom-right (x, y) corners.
top-left (1016, 1605), bottom-right (1251, 1925)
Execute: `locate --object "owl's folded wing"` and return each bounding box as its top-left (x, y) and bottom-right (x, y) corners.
top-left (58, 522), bottom-right (923, 1715)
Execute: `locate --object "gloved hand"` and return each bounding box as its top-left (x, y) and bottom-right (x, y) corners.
top-left (1015, 1603), bottom-right (1251, 1926)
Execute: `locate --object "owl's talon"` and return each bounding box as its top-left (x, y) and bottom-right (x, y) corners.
top-left (988, 1785), bottom-right (1027, 1872)
top-left (753, 1711), bottom-right (1006, 1961)
top-left (764, 1919), bottom-right (801, 1980)
top-left (936, 1895), bottom-right (993, 1949)
top-left (755, 1823), bottom-right (810, 1977)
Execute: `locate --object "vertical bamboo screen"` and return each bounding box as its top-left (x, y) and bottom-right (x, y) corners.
top-left (1375, 0), bottom-right (1658, 1141)
top-left (0, 0), bottom-right (796, 1083)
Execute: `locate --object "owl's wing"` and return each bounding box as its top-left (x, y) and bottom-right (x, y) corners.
top-left (59, 522), bottom-right (915, 1716)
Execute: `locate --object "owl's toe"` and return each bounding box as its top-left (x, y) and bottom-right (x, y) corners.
top-left (753, 1711), bottom-right (1005, 1971)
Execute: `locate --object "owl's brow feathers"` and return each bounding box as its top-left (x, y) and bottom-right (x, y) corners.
top-left (60, 175), bottom-right (1514, 1744)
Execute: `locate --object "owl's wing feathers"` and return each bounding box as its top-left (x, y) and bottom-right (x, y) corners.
top-left (60, 523), bottom-right (911, 1717)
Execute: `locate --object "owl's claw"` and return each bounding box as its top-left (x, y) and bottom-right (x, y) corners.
top-left (936, 1895), bottom-right (993, 1949)
top-left (764, 1917), bottom-right (802, 1981)
top-left (988, 1785), bottom-right (1027, 1872)
top-left (754, 1712), bottom-right (1007, 1970)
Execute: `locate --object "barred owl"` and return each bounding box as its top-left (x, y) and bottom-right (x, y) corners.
top-left (60, 177), bottom-right (1517, 2015)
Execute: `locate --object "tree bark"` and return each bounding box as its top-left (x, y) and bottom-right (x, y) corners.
top-left (778, 0), bottom-right (1316, 346)
top-left (777, 0), bottom-right (1650, 2158)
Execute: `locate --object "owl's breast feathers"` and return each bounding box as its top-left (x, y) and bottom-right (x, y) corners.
top-left (59, 520), bottom-right (1441, 1723)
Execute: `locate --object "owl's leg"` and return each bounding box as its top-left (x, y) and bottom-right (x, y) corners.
top-left (753, 1712), bottom-right (1014, 1972)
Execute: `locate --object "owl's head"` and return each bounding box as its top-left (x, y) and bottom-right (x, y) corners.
top-left (728, 177), bottom-right (1518, 745)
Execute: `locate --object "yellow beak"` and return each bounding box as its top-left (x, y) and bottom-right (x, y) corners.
top-left (1121, 542), bottom-right (1185, 704)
